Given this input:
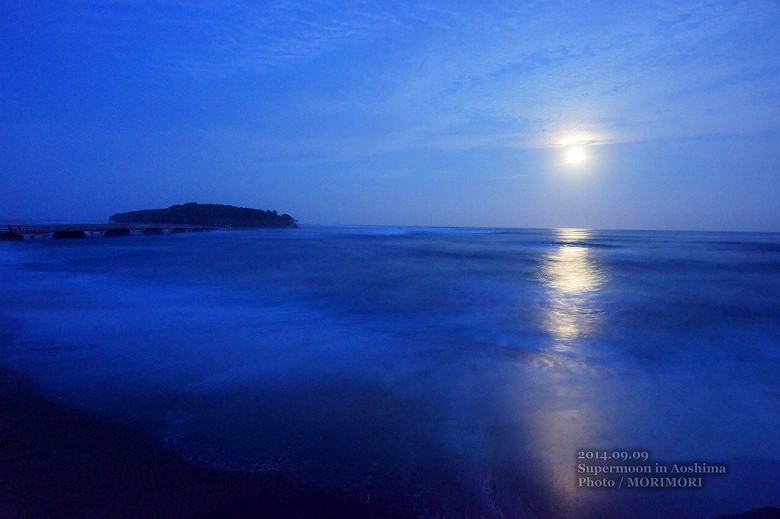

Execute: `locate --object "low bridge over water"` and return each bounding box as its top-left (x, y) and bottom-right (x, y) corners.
top-left (1, 223), bottom-right (220, 240)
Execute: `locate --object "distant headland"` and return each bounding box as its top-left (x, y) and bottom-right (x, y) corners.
top-left (110, 202), bottom-right (298, 229)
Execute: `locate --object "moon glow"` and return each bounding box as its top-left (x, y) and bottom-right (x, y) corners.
top-left (565, 147), bottom-right (587, 164)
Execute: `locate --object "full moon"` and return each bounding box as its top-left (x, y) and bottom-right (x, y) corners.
top-left (565, 146), bottom-right (587, 164)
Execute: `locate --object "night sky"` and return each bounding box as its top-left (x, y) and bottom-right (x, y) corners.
top-left (2, 1), bottom-right (779, 230)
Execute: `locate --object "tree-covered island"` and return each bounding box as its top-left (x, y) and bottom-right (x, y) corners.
top-left (110, 203), bottom-right (298, 228)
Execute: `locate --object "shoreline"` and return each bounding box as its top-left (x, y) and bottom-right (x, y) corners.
top-left (0, 367), bottom-right (405, 519)
top-left (2, 364), bottom-right (780, 518)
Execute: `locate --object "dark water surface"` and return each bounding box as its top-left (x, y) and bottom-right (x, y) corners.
top-left (1, 227), bottom-right (779, 518)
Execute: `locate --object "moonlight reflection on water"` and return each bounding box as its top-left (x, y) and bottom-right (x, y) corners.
top-left (523, 228), bottom-right (609, 511)
top-left (540, 229), bottom-right (605, 347)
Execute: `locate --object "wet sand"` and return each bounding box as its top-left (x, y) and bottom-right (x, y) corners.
top-left (0, 368), bottom-right (407, 519)
top-left (3, 371), bottom-right (780, 519)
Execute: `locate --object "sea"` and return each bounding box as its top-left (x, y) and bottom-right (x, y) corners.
top-left (1, 227), bottom-right (779, 518)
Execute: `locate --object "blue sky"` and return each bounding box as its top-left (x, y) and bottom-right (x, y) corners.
top-left (2, 0), bottom-right (779, 230)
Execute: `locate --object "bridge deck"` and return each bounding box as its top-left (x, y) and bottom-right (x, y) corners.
top-left (1, 223), bottom-right (221, 235)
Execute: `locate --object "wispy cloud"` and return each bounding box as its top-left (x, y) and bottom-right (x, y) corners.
top-left (50, 0), bottom-right (780, 157)
top-left (72, 0), bottom-right (432, 74)
top-left (358, 0), bottom-right (780, 148)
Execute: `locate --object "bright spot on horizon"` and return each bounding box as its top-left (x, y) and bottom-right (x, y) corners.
top-left (565, 146), bottom-right (587, 164)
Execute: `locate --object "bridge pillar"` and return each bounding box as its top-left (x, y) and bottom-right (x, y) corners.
top-left (53, 231), bottom-right (87, 239)
top-left (104, 228), bottom-right (132, 238)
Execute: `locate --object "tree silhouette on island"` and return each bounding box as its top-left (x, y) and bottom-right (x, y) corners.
top-left (110, 203), bottom-right (297, 229)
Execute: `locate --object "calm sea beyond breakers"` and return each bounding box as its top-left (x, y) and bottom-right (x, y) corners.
top-left (1, 226), bottom-right (779, 518)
